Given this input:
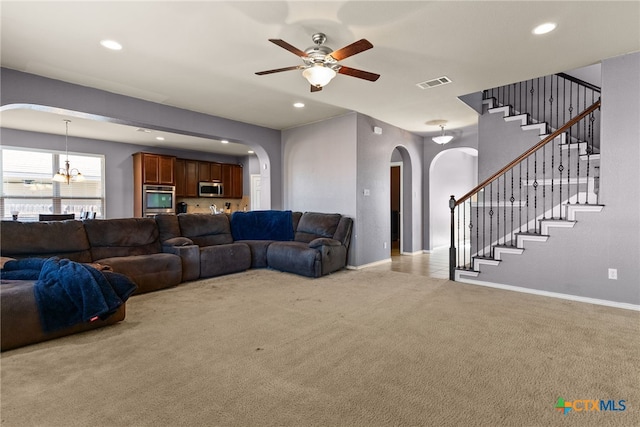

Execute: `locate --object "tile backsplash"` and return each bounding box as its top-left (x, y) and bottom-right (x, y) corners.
top-left (177, 196), bottom-right (250, 214)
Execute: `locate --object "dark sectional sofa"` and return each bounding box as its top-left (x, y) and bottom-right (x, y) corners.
top-left (0, 210), bottom-right (352, 350)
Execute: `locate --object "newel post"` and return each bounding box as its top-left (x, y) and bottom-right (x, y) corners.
top-left (449, 195), bottom-right (456, 281)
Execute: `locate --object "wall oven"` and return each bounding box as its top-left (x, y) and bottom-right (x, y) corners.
top-left (143, 185), bottom-right (175, 216)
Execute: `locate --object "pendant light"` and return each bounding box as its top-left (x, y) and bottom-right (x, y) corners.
top-left (432, 124), bottom-right (454, 145)
top-left (52, 120), bottom-right (85, 184)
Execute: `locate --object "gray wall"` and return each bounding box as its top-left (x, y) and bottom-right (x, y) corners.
top-left (472, 51), bottom-right (640, 305)
top-left (0, 69), bottom-right (283, 210)
top-left (477, 110), bottom-right (540, 182)
top-left (282, 112), bottom-right (424, 267)
top-left (281, 113), bottom-right (357, 217)
top-left (356, 114), bottom-right (424, 264)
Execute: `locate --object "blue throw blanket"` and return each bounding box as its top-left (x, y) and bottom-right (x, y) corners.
top-left (230, 210), bottom-right (294, 241)
top-left (1, 257), bottom-right (137, 333)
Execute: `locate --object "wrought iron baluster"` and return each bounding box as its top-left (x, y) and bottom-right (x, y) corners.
top-left (542, 144), bottom-right (546, 219)
top-left (551, 133), bottom-right (556, 218)
top-left (576, 84), bottom-right (581, 203)
top-left (489, 182), bottom-right (494, 258)
top-left (533, 152), bottom-right (538, 233)
top-left (496, 177), bottom-right (500, 246)
top-left (510, 169), bottom-right (515, 246)
top-left (526, 158), bottom-right (530, 232)
top-left (519, 163), bottom-right (523, 232)
top-left (503, 172), bottom-right (507, 246)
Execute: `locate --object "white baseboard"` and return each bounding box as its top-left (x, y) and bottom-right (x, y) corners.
top-left (456, 277), bottom-right (640, 311)
top-left (347, 258), bottom-right (392, 270)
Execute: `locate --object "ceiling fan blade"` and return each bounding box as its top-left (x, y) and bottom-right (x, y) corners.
top-left (329, 39), bottom-right (373, 61)
top-left (338, 66), bottom-right (380, 82)
top-left (255, 65), bottom-right (303, 75)
top-left (310, 84), bottom-right (323, 92)
top-left (269, 39), bottom-right (308, 57)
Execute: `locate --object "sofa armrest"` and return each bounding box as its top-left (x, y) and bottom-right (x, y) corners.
top-left (162, 243), bottom-right (200, 282)
top-left (308, 238), bottom-right (342, 249)
top-left (163, 237), bottom-right (194, 247)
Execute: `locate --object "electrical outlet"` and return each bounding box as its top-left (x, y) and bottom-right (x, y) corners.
top-left (608, 268), bottom-right (618, 280)
top-left (383, 242), bottom-right (387, 249)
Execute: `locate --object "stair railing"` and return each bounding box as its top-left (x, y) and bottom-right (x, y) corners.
top-left (449, 99), bottom-right (601, 279)
top-left (484, 73), bottom-right (601, 154)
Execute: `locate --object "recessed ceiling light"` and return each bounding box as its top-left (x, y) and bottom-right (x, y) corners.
top-left (156, 136), bottom-right (165, 141)
top-left (532, 22), bottom-right (557, 35)
top-left (293, 102), bottom-right (305, 108)
top-left (100, 39), bottom-right (123, 50)
top-left (221, 140), bottom-right (229, 144)
top-left (248, 150), bottom-right (254, 154)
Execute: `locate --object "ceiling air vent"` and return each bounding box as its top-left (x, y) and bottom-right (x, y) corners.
top-left (416, 76), bottom-right (452, 90)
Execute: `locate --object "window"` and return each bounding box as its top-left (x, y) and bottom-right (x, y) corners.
top-left (1, 147), bottom-right (105, 221)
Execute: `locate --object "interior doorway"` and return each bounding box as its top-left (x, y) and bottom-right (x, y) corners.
top-left (250, 174), bottom-right (261, 210)
top-left (390, 162), bottom-right (402, 255)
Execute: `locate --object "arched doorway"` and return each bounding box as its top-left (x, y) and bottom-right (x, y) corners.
top-left (429, 147), bottom-right (478, 250)
top-left (390, 146), bottom-right (414, 255)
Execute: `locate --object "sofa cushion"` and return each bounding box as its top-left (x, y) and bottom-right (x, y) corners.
top-left (84, 218), bottom-right (162, 260)
top-left (267, 241), bottom-right (321, 278)
top-left (0, 220), bottom-right (92, 263)
top-left (95, 253), bottom-right (182, 294)
top-left (294, 212), bottom-right (342, 243)
top-left (178, 214), bottom-right (233, 246)
top-left (199, 243), bottom-right (251, 278)
top-left (230, 210), bottom-right (294, 241)
top-left (155, 214), bottom-right (181, 242)
top-left (235, 240), bottom-right (273, 268)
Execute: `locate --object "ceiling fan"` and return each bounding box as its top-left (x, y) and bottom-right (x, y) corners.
top-left (255, 32), bottom-right (380, 92)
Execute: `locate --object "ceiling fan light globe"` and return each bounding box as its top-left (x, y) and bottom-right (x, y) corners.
top-left (302, 64), bottom-right (336, 87)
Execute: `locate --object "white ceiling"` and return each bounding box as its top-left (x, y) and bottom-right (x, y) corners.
top-left (1, 1), bottom-right (639, 154)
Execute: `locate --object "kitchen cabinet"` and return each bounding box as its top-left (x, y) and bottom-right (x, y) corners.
top-left (175, 159), bottom-right (198, 197)
top-left (133, 152), bottom-right (175, 186)
top-left (198, 162), bottom-right (222, 182)
top-left (222, 164), bottom-right (243, 199)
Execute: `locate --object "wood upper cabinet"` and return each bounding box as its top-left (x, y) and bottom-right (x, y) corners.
top-left (176, 159), bottom-right (199, 197)
top-left (184, 160), bottom-right (199, 197)
top-left (210, 163), bottom-right (222, 182)
top-left (222, 164), bottom-right (243, 199)
top-left (198, 162), bottom-right (222, 182)
top-left (231, 164), bottom-right (243, 198)
top-left (175, 159), bottom-right (186, 196)
top-left (133, 152), bottom-right (176, 186)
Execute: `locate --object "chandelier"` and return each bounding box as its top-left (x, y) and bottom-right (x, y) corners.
top-left (52, 120), bottom-right (85, 184)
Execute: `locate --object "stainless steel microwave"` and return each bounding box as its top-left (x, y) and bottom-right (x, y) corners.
top-left (198, 182), bottom-right (224, 197)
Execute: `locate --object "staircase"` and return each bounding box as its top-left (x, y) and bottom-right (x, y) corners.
top-left (450, 73), bottom-right (602, 281)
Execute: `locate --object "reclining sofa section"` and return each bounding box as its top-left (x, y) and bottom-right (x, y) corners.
top-left (156, 210), bottom-right (353, 279)
top-left (1, 218), bottom-right (183, 294)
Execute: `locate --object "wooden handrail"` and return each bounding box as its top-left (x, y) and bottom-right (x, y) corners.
top-left (455, 99), bottom-right (600, 207)
top-left (557, 72), bottom-right (601, 93)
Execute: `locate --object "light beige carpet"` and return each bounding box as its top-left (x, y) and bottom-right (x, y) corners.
top-left (1, 268), bottom-right (638, 427)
